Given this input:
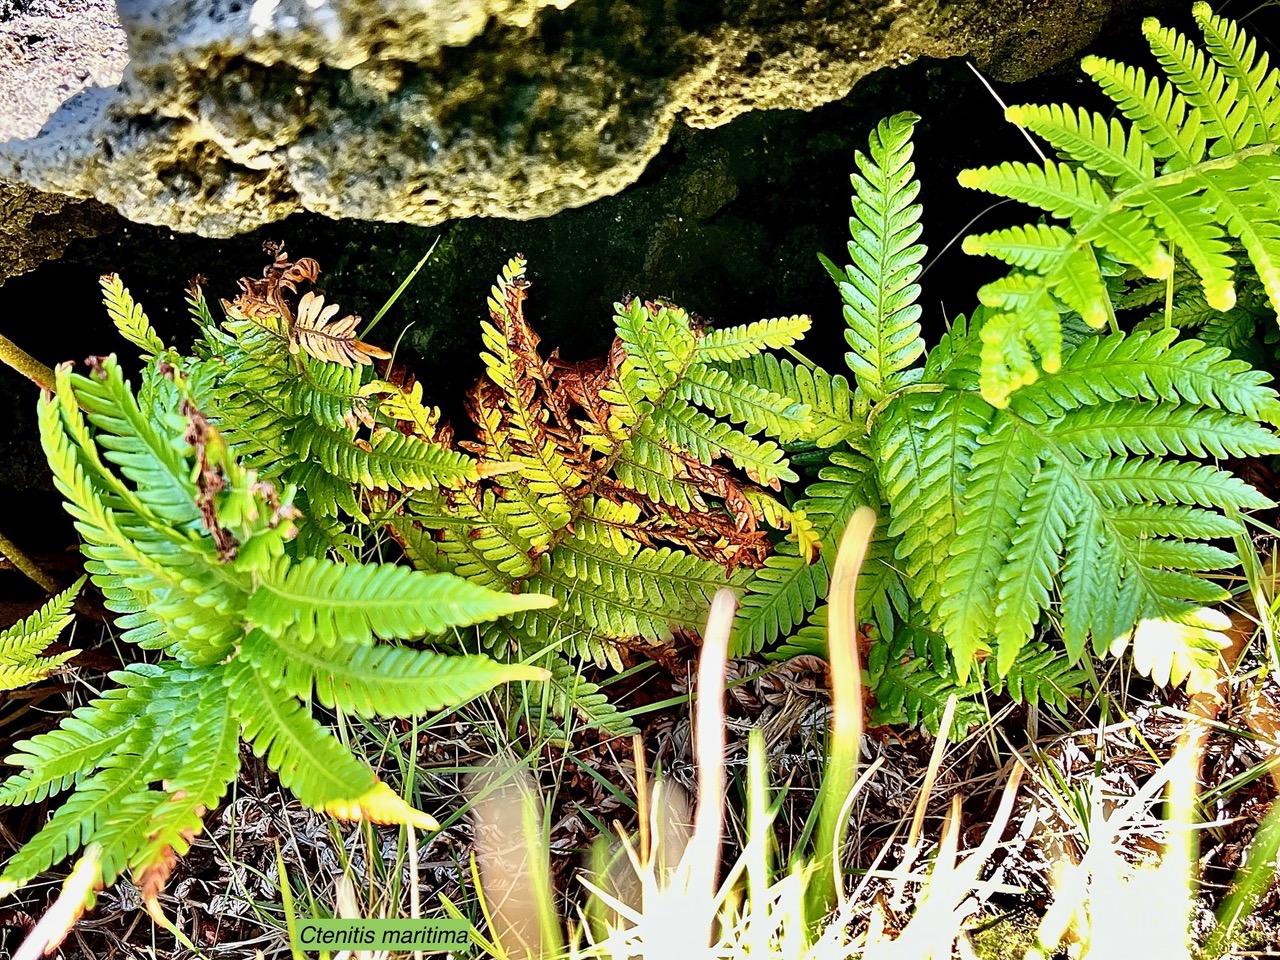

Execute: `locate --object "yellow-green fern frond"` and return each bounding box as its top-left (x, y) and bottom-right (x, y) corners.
top-left (0, 579), bottom-right (82, 691)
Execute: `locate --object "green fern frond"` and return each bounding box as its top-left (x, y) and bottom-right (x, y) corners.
top-left (649, 397), bottom-right (796, 486)
top-left (723, 354), bottom-right (860, 447)
top-left (826, 144), bottom-right (1277, 689)
top-left (524, 498), bottom-right (749, 645)
top-left (241, 629), bottom-right (547, 717)
top-left (1143, 16), bottom-right (1257, 153)
top-left (960, 8), bottom-right (1280, 406)
top-left (864, 624), bottom-right (985, 736)
top-left (246, 556), bottom-right (553, 646)
top-left (822, 111), bottom-right (926, 403)
top-left (128, 675), bottom-right (239, 881)
top-left (929, 325), bottom-right (1279, 679)
top-left (675, 364), bottom-right (813, 442)
top-left (877, 367), bottom-right (990, 622)
top-left (226, 659), bottom-right (380, 810)
top-left (0, 579), bottom-right (81, 691)
top-left (522, 651), bottom-right (638, 740)
top-left (100, 274), bottom-right (166, 358)
top-left (7, 327), bottom-right (555, 905)
top-left (695, 315), bottom-right (812, 362)
top-left (0, 705), bottom-right (172, 891)
top-left (986, 641), bottom-right (1089, 711)
top-left (732, 451), bottom-right (905, 655)
top-left (1193, 1), bottom-right (1280, 141)
top-left (0, 665), bottom-right (163, 807)
top-left (294, 423), bottom-right (478, 492)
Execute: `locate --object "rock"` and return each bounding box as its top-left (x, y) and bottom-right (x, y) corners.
top-left (0, 183), bottom-right (121, 283)
top-left (0, 0), bottom-right (1159, 239)
top-left (0, 0), bottom-right (128, 283)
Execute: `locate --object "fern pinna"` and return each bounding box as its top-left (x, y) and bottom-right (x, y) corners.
top-left (738, 104), bottom-right (1280, 732)
top-left (0, 293), bottom-right (551, 916)
top-left (960, 2), bottom-right (1280, 408)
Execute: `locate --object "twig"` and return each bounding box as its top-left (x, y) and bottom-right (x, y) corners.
top-left (0, 332), bottom-right (55, 393)
top-left (0, 527), bottom-right (60, 593)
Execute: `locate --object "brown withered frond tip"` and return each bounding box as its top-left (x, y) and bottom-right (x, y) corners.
top-left (291, 291), bottom-right (391, 367)
top-left (182, 400), bottom-right (238, 562)
top-left (402, 263), bottom-right (776, 576)
top-left (224, 244), bottom-right (389, 367)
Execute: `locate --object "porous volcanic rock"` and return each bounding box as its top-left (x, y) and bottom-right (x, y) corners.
top-left (0, 0), bottom-right (128, 283)
top-left (0, 0), bottom-right (1153, 238)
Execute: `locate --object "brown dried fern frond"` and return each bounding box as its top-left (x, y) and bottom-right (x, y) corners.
top-left (223, 244), bottom-right (389, 367)
top-left (291, 291), bottom-right (390, 367)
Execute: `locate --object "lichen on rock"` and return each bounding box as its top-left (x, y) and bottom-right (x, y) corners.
top-left (0, 0), bottom-right (1145, 238)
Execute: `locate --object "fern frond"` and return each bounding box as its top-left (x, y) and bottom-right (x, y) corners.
top-left (927, 327), bottom-right (1277, 679)
top-left (1118, 607), bottom-right (1231, 694)
top-left (1081, 57), bottom-right (1208, 168)
top-left (824, 111), bottom-right (926, 403)
top-left (0, 579), bottom-right (81, 691)
top-left (1006, 328), bottom-right (1280, 423)
top-left (226, 659), bottom-right (381, 811)
top-left (986, 640), bottom-right (1089, 710)
top-left (0, 665), bottom-right (163, 806)
top-left (865, 624), bottom-right (986, 736)
top-left (878, 381), bottom-right (991, 623)
top-left (119, 668), bottom-right (240, 888)
top-left (295, 423), bottom-right (479, 491)
top-left (614, 298), bottom-right (699, 394)
top-left (732, 451), bottom-right (896, 655)
top-left (1193, 1), bottom-right (1280, 141)
top-left (1004, 104), bottom-right (1155, 188)
top-left (695, 315), bottom-right (812, 362)
top-left (14, 302), bottom-right (555, 905)
top-left (676, 364), bottom-right (813, 442)
top-left (0, 708), bottom-right (171, 890)
top-left (723, 354), bottom-right (859, 447)
top-left (524, 500), bottom-right (748, 644)
top-left (523, 651), bottom-right (638, 739)
top-left (650, 397), bottom-right (796, 486)
top-left (100, 274), bottom-right (165, 358)
top-left (1143, 16), bottom-right (1256, 153)
top-left (959, 10), bottom-right (1280, 406)
top-left (400, 490), bottom-right (536, 586)
top-left (959, 160), bottom-right (1111, 224)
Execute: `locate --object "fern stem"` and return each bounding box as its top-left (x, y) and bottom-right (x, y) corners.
top-left (0, 332), bottom-right (55, 393)
top-left (783, 345), bottom-right (820, 371)
top-left (0, 528), bottom-right (60, 594)
top-left (1087, 246), bottom-right (1120, 334)
top-left (865, 382), bottom-right (945, 433)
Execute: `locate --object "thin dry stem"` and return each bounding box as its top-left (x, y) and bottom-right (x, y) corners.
top-left (0, 527), bottom-right (60, 593)
top-left (0, 331), bottom-right (55, 393)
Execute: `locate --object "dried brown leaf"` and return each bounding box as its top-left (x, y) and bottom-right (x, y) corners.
top-left (291, 291), bottom-right (390, 367)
